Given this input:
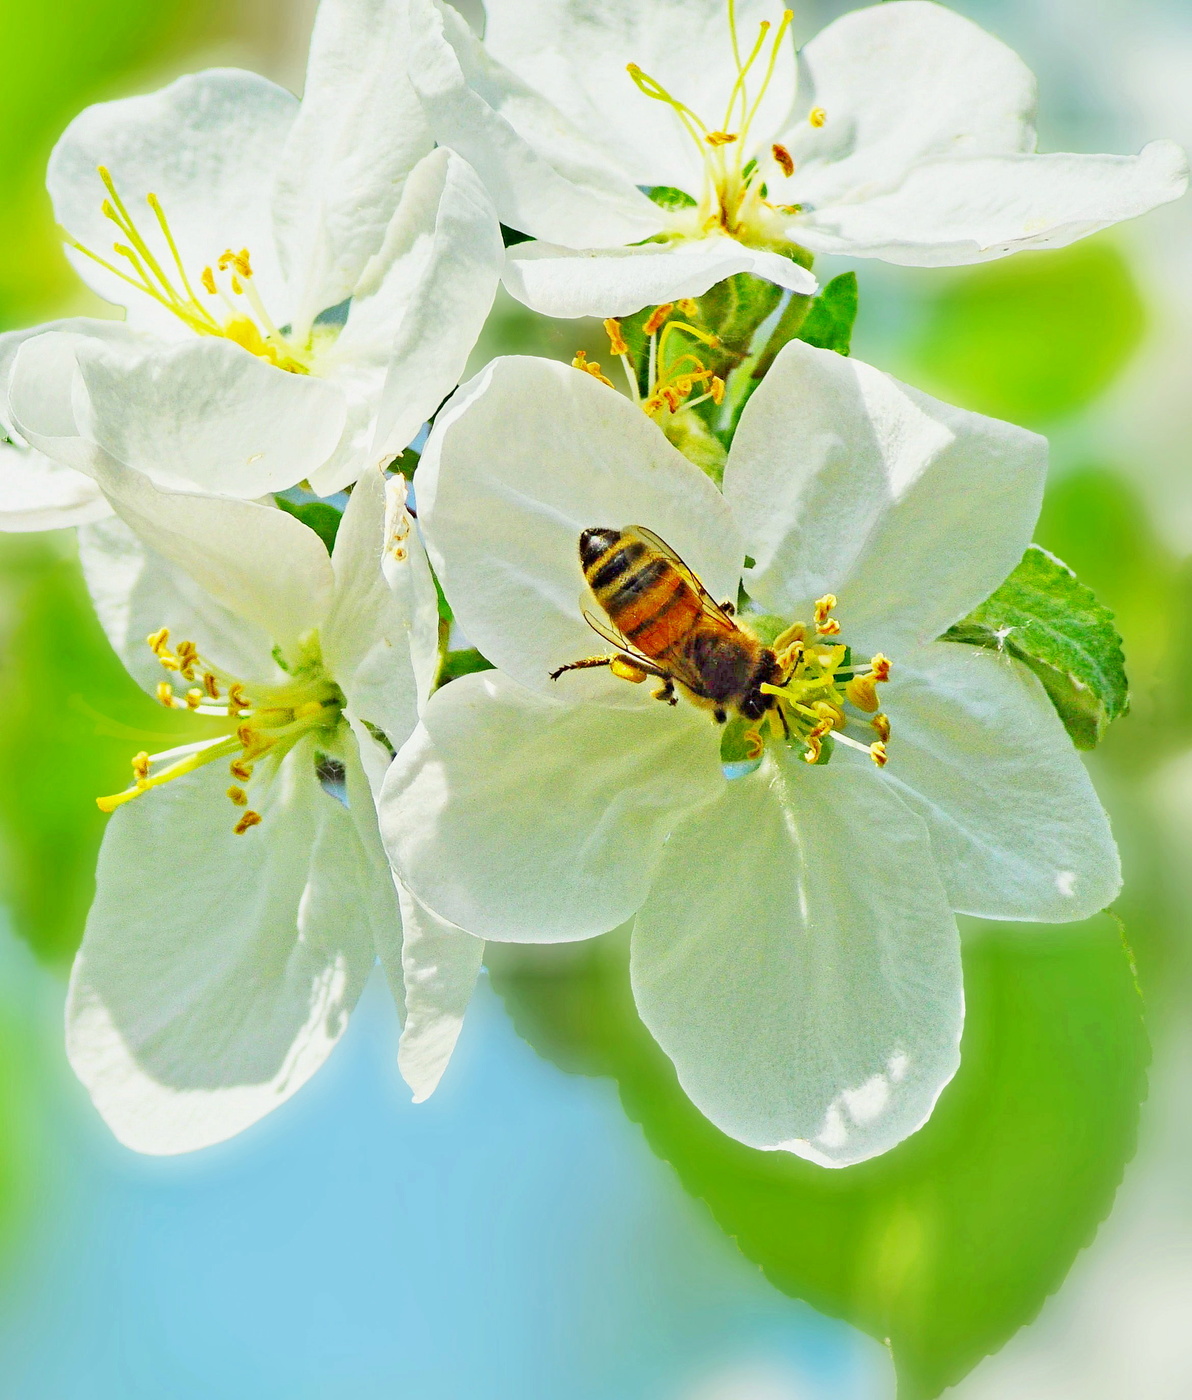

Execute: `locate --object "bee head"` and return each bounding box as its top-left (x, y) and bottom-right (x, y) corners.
top-left (738, 648), bottom-right (783, 722)
top-left (579, 527), bottom-right (622, 570)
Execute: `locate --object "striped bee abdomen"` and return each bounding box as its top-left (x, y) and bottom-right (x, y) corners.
top-left (580, 526), bottom-right (702, 659)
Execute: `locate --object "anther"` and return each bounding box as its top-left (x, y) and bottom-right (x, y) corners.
top-left (809, 107), bottom-right (827, 128)
top-left (845, 674), bottom-right (879, 712)
top-left (813, 594), bottom-right (837, 624)
top-left (201, 267), bottom-right (217, 295)
top-left (771, 143), bottom-right (795, 177)
top-left (643, 304), bottom-right (674, 336)
top-left (233, 810), bottom-right (262, 835)
top-left (227, 682), bottom-right (251, 711)
top-left (146, 627), bottom-right (170, 655)
top-left (132, 751), bottom-right (150, 781)
top-left (226, 785), bottom-right (249, 807)
top-left (203, 672), bottom-right (220, 699)
top-left (870, 741), bottom-right (888, 767)
top-left (156, 682), bottom-right (175, 708)
top-left (677, 299), bottom-right (699, 317)
top-left (870, 653), bottom-right (892, 683)
top-left (705, 131), bottom-right (738, 146)
top-left (603, 318), bottom-right (628, 356)
top-left (710, 376), bottom-right (725, 404)
top-left (872, 713), bottom-right (891, 743)
top-left (571, 350), bottom-right (614, 388)
top-left (185, 688), bottom-right (204, 710)
top-left (229, 760), bottom-right (253, 782)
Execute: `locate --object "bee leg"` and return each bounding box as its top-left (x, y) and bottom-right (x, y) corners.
top-left (719, 599), bottom-right (736, 616)
top-left (652, 678), bottom-right (677, 706)
top-left (772, 700), bottom-right (791, 740)
top-left (549, 656), bottom-right (613, 681)
top-left (713, 707), bottom-right (728, 724)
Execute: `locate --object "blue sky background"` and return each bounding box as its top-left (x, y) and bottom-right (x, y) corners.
top-left (0, 927), bottom-right (889, 1400)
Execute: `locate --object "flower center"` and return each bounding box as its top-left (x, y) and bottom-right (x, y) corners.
top-left (626, 1), bottom-right (813, 239)
top-left (61, 167), bottom-right (315, 374)
top-left (739, 596), bottom-right (891, 768)
top-left (96, 627), bottom-right (345, 833)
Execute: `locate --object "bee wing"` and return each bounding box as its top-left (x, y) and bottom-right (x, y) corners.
top-left (625, 525), bottom-right (738, 629)
top-left (579, 604), bottom-right (706, 692)
top-left (580, 606), bottom-right (658, 670)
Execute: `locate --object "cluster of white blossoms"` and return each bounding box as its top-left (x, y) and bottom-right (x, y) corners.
top-left (0, 0), bottom-right (1184, 1162)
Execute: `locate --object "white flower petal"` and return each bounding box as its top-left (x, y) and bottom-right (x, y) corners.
top-left (395, 883), bottom-right (483, 1102)
top-left (877, 641), bottom-right (1121, 921)
top-left (272, 0), bottom-right (434, 337)
top-left (502, 236), bottom-right (815, 318)
top-left (49, 70), bottom-right (298, 332)
top-left (781, 0), bottom-right (1037, 213)
top-left (78, 515), bottom-right (278, 694)
top-left (418, 355), bottom-right (741, 693)
top-left (725, 340), bottom-right (1046, 654)
top-left (323, 466), bottom-right (428, 754)
top-left (66, 747), bottom-right (377, 1155)
top-left (483, 0), bottom-right (795, 192)
top-left (80, 457), bottom-right (334, 654)
top-left (310, 148), bottom-right (502, 494)
top-left (0, 441), bottom-right (109, 532)
top-left (2, 321), bottom-right (146, 478)
top-left (383, 474), bottom-right (441, 712)
top-left (631, 754), bottom-right (963, 1166)
top-left (66, 332), bottom-right (347, 498)
top-left (378, 668), bottom-right (724, 942)
top-left (406, 0), bottom-right (661, 247)
top-left (794, 142), bottom-right (1190, 265)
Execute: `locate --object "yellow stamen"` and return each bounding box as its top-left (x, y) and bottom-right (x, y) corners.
top-left (604, 318), bottom-right (628, 355)
top-left (771, 143), bottom-right (794, 177)
top-left (872, 713), bottom-right (891, 743)
top-left (809, 107), bottom-right (827, 128)
top-left (870, 653), bottom-right (892, 683)
top-left (643, 304), bottom-right (674, 336)
top-left (706, 131), bottom-right (738, 147)
top-left (572, 350), bottom-right (614, 388)
top-left (234, 811), bottom-right (263, 835)
top-left (870, 741), bottom-right (888, 767)
top-left (227, 785), bottom-right (249, 807)
top-left (64, 170), bottom-right (314, 374)
top-left (845, 674), bottom-right (879, 712)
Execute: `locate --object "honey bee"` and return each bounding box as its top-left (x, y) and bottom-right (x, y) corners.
top-left (550, 525), bottom-right (787, 727)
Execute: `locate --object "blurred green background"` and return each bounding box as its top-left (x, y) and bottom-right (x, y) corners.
top-left (0, 1), bottom-right (1190, 1397)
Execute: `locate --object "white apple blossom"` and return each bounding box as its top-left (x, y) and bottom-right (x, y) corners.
top-left (377, 347), bottom-right (1121, 1166)
top-left (69, 460), bottom-right (480, 1153)
top-left (0, 0), bottom-right (503, 523)
top-left (406, 0), bottom-right (1188, 318)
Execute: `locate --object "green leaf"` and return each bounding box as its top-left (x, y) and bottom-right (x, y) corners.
top-left (907, 238), bottom-right (1145, 426)
top-left (751, 271), bottom-right (857, 384)
top-left (798, 270), bottom-right (858, 355)
top-left (942, 545), bottom-right (1129, 749)
top-left (274, 497), bottom-right (343, 555)
top-left (488, 914), bottom-right (1147, 1399)
top-left (646, 186), bottom-right (698, 211)
top-left (0, 539), bottom-right (220, 963)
